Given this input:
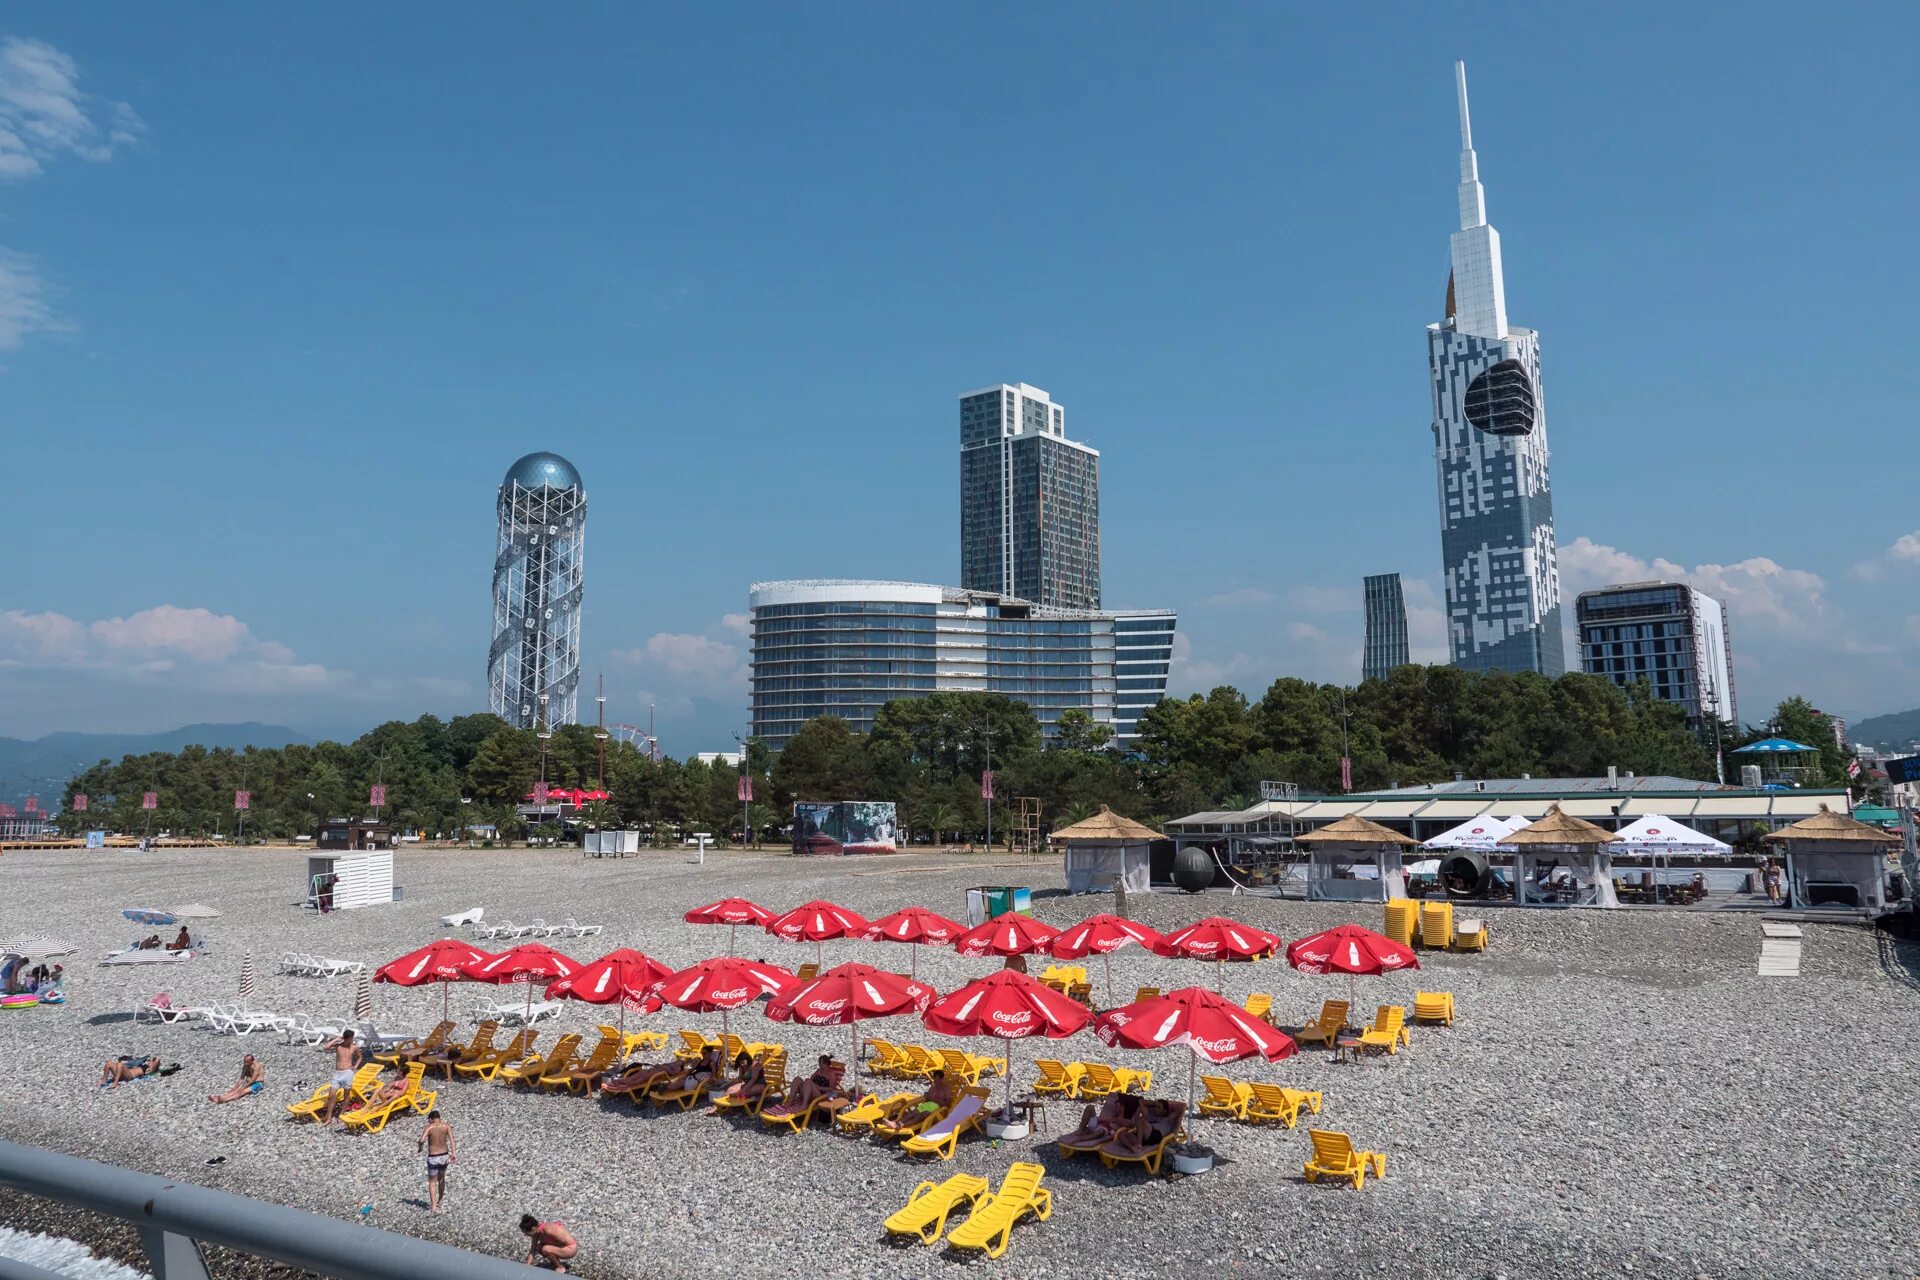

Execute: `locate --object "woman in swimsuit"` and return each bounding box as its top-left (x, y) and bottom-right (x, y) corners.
top-left (99, 1055), bottom-right (161, 1088)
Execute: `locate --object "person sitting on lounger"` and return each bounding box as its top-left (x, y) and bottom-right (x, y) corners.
top-left (1059, 1093), bottom-right (1130, 1148)
top-left (1107, 1098), bottom-right (1180, 1156)
top-left (708, 1051), bottom-right (765, 1112)
top-left (208, 1053), bottom-right (265, 1104)
top-left (777, 1054), bottom-right (843, 1111)
top-left (168, 927), bottom-right (193, 951)
top-left (99, 1055), bottom-right (161, 1088)
top-left (361, 1075), bottom-right (413, 1108)
top-left (879, 1068), bottom-right (954, 1122)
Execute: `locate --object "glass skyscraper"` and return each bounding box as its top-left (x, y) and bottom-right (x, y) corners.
top-left (959, 383), bottom-right (1101, 610)
top-left (1576, 582), bottom-right (1737, 727)
top-left (489, 452), bottom-right (586, 729)
top-left (748, 580), bottom-right (1173, 750)
top-left (1362, 573), bottom-right (1411, 682)
top-left (1428, 63), bottom-right (1565, 677)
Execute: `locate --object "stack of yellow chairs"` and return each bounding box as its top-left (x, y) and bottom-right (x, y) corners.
top-left (1417, 900), bottom-right (1454, 949)
top-left (1383, 900), bottom-right (1418, 947)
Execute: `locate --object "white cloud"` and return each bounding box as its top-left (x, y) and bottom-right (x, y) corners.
top-left (0, 604), bottom-right (345, 693)
top-left (720, 612), bottom-right (751, 636)
top-left (612, 632), bottom-right (748, 697)
top-left (0, 37), bottom-right (144, 179)
top-left (0, 248), bottom-right (59, 350)
top-left (1854, 531), bottom-right (1920, 580)
top-left (1559, 537), bottom-right (1827, 635)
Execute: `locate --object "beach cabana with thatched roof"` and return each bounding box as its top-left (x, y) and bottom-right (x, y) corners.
top-left (1762, 805), bottom-right (1900, 914)
top-left (1053, 805), bottom-right (1160, 894)
top-left (1504, 804), bottom-right (1622, 908)
top-left (1295, 813), bottom-right (1417, 903)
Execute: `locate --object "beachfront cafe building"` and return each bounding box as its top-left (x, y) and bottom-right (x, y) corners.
top-left (1165, 775), bottom-right (1852, 893)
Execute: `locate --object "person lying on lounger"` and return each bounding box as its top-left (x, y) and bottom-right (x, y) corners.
top-left (99, 1055), bottom-right (162, 1088)
top-left (879, 1068), bottom-right (955, 1122)
top-left (1059, 1093), bottom-right (1131, 1147)
top-left (207, 1053), bottom-right (265, 1104)
top-left (604, 1046), bottom-right (720, 1098)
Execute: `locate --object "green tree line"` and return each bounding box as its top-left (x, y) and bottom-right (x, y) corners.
top-left (52, 669), bottom-right (1848, 844)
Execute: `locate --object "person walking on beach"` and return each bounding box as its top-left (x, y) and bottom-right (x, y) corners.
top-left (318, 1030), bottom-right (362, 1127)
top-left (418, 1110), bottom-right (455, 1212)
top-left (518, 1215), bottom-right (577, 1271)
top-left (208, 1053), bottom-right (265, 1104)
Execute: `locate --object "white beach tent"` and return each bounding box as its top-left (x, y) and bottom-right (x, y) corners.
top-left (1609, 815), bottom-right (1731, 856)
top-left (1422, 814), bottom-right (1523, 850)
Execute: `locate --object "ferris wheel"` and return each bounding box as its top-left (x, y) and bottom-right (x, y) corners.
top-left (610, 724), bottom-right (662, 761)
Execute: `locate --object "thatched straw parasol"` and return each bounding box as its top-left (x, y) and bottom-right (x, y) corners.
top-left (1294, 813), bottom-right (1418, 846)
top-left (1052, 805), bottom-right (1163, 842)
top-left (1504, 804), bottom-right (1620, 847)
top-left (1761, 804), bottom-right (1899, 845)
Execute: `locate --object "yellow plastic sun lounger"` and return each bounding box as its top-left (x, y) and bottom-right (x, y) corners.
top-left (1296, 1000), bottom-right (1350, 1049)
top-left (650, 1071), bottom-right (716, 1111)
top-left (862, 1038), bottom-right (909, 1076)
top-left (1412, 991), bottom-right (1455, 1026)
top-left (1242, 993), bottom-right (1273, 1023)
top-left (1451, 918), bottom-right (1489, 952)
top-left (1076, 1063), bottom-right (1152, 1097)
top-left (874, 1093), bottom-right (955, 1141)
top-left (674, 1029), bottom-right (714, 1062)
top-left (372, 1021), bottom-right (455, 1067)
top-left (896, 1044), bottom-right (943, 1080)
top-left (1031, 1059), bottom-right (1083, 1098)
top-left (1197, 1075), bottom-right (1251, 1120)
top-left (1358, 1006), bottom-right (1408, 1055)
top-left (1097, 1103), bottom-right (1188, 1175)
top-left (499, 1033), bottom-right (580, 1087)
top-left (341, 1064), bottom-right (437, 1134)
top-left (901, 1089), bottom-right (990, 1160)
top-left (883, 1172), bottom-right (991, 1245)
top-left (450, 1027), bottom-right (534, 1081)
top-left (712, 1051), bottom-right (789, 1116)
top-left (423, 1020), bottom-right (497, 1078)
top-left (833, 1089), bottom-right (914, 1134)
top-left (1133, 987), bottom-right (1160, 1005)
top-left (759, 1092), bottom-right (828, 1133)
top-left (945, 1162), bottom-right (1053, 1259)
top-left (543, 1034), bottom-right (620, 1092)
top-left (1245, 1082), bottom-right (1322, 1128)
top-left (287, 1063), bottom-right (381, 1121)
top-left (1303, 1129), bottom-right (1386, 1189)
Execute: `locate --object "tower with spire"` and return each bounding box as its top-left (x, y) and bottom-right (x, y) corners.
top-left (1428, 61), bottom-right (1564, 677)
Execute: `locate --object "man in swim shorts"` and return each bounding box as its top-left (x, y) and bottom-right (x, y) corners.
top-left (319, 1030), bottom-right (362, 1126)
top-left (208, 1053), bottom-right (265, 1104)
top-left (418, 1109), bottom-right (455, 1211)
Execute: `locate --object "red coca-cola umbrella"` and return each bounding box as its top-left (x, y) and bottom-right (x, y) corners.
top-left (685, 897), bottom-right (776, 954)
top-left (463, 942), bottom-right (581, 1022)
top-left (951, 911), bottom-right (1060, 960)
top-left (922, 969), bottom-right (1091, 1118)
top-left (1154, 916), bottom-right (1282, 990)
top-left (1050, 913), bottom-right (1162, 1008)
top-left (765, 900), bottom-right (871, 969)
top-left (1285, 923), bottom-right (1420, 1008)
top-left (544, 947), bottom-right (673, 1041)
top-left (651, 955), bottom-right (797, 1064)
top-left (862, 906), bottom-right (966, 980)
top-left (766, 961), bottom-right (937, 1077)
top-left (1094, 985), bottom-right (1297, 1152)
top-left (375, 938), bottom-right (493, 1022)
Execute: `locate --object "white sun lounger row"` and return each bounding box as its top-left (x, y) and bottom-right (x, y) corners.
top-left (470, 997), bottom-right (564, 1026)
top-left (138, 998), bottom-right (296, 1037)
top-left (277, 952), bottom-right (365, 977)
top-left (469, 917), bottom-right (602, 940)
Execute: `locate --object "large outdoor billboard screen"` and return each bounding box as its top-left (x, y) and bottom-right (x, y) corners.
top-left (792, 800), bottom-right (897, 855)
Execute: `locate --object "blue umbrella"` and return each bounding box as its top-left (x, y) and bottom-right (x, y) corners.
top-left (1730, 738), bottom-right (1818, 754)
top-left (123, 908), bottom-right (179, 926)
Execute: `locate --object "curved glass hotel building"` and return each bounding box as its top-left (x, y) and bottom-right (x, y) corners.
top-left (749, 580), bottom-right (1176, 751)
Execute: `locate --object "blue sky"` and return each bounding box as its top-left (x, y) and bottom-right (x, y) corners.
top-left (3, 3), bottom-right (1916, 749)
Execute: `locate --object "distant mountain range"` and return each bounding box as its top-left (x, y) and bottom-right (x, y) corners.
top-left (0, 723), bottom-right (311, 805)
top-left (1850, 708), bottom-right (1920, 752)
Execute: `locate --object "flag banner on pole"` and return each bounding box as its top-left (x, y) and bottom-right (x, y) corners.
top-left (1340, 756), bottom-right (1353, 792)
top-left (981, 771), bottom-right (994, 801)
top-left (142, 792), bottom-right (158, 811)
top-left (370, 784), bottom-right (387, 807)
top-left (22, 796), bottom-right (38, 814)
top-left (234, 790), bottom-right (250, 811)
top-left (737, 776), bottom-right (752, 803)
top-left (0, 804), bottom-right (14, 818)
top-left (73, 794), bottom-right (88, 812)
top-left (1846, 759), bottom-right (1861, 779)
top-left (532, 782), bottom-right (549, 805)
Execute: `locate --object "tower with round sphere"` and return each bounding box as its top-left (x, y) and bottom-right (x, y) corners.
top-left (488, 452), bottom-right (586, 730)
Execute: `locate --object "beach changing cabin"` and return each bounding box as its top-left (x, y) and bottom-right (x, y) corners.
top-left (305, 849), bottom-right (395, 911)
top-left (1505, 804), bottom-right (1620, 908)
top-left (1763, 805), bottom-right (1900, 916)
top-left (1294, 813), bottom-right (1415, 903)
top-left (1053, 806), bottom-right (1157, 894)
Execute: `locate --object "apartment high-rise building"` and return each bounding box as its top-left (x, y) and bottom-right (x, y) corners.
top-left (488, 452), bottom-right (586, 729)
top-left (959, 383), bottom-right (1101, 610)
top-left (1362, 573), bottom-right (1411, 682)
top-left (747, 580), bottom-right (1172, 750)
top-left (1428, 62), bottom-right (1565, 677)
top-left (1576, 581), bottom-right (1736, 726)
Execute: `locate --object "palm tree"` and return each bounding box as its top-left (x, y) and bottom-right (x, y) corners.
top-left (581, 799), bottom-right (619, 831)
top-left (1053, 801), bottom-right (1099, 831)
top-left (491, 805), bottom-right (522, 848)
top-left (922, 802), bottom-right (959, 848)
top-left (745, 803), bottom-right (778, 849)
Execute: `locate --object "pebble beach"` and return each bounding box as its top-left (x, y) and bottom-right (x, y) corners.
top-left (2, 843), bottom-right (1916, 1279)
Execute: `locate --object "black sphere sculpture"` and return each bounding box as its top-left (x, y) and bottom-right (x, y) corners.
top-left (1173, 845), bottom-right (1215, 894)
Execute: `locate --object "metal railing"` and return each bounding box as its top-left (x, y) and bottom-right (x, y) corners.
top-left (0, 1139), bottom-right (533, 1280)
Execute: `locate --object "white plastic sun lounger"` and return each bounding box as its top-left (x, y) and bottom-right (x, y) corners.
top-left (440, 907), bottom-right (484, 928)
top-left (558, 917), bottom-right (603, 937)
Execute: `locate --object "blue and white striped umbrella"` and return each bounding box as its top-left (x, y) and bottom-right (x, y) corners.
top-left (123, 908), bottom-right (180, 926)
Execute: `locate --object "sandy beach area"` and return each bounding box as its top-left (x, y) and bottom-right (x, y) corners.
top-left (2, 843), bottom-right (1916, 1279)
